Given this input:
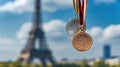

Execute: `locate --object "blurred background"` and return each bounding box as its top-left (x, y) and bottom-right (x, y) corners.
top-left (0, 0), bottom-right (120, 67)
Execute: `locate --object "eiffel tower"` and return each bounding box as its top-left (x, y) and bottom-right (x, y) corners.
top-left (18, 0), bottom-right (56, 67)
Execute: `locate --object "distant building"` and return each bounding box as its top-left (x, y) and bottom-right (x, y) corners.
top-left (104, 45), bottom-right (111, 59)
top-left (105, 57), bottom-right (120, 66)
top-left (88, 45), bottom-right (120, 66)
top-left (62, 58), bottom-right (69, 61)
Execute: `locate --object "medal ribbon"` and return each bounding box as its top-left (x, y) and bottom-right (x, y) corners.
top-left (73, 0), bottom-right (88, 25)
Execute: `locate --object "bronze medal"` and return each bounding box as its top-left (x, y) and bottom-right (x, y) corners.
top-left (72, 31), bottom-right (93, 52)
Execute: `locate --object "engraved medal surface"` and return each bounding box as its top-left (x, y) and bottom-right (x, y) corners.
top-left (72, 31), bottom-right (93, 52)
top-left (66, 18), bottom-right (86, 37)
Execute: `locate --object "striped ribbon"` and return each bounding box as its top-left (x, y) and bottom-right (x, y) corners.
top-left (73, 0), bottom-right (88, 25)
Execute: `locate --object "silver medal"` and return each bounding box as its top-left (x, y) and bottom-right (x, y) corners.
top-left (66, 18), bottom-right (86, 37)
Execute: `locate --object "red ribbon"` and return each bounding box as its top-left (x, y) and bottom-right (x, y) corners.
top-left (79, 0), bottom-right (88, 25)
top-left (73, 0), bottom-right (88, 26)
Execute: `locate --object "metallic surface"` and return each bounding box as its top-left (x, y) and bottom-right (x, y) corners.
top-left (72, 31), bottom-right (93, 52)
top-left (66, 18), bottom-right (86, 37)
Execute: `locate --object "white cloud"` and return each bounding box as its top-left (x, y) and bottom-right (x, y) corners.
top-left (86, 24), bottom-right (120, 59)
top-left (42, 0), bottom-right (72, 12)
top-left (17, 22), bottom-right (32, 39)
top-left (16, 20), bottom-right (67, 50)
top-left (0, 0), bottom-right (117, 13)
top-left (88, 24), bottom-right (120, 43)
top-left (0, 17), bottom-right (119, 61)
top-left (16, 22), bottom-right (32, 44)
top-left (15, 20), bottom-right (72, 60)
top-left (0, 37), bottom-right (20, 52)
top-left (88, 27), bottom-right (102, 37)
top-left (103, 24), bottom-right (120, 39)
top-left (0, 0), bottom-right (33, 13)
top-left (1, 18), bottom-right (120, 61)
top-left (44, 20), bottom-right (65, 37)
top-left (43, 20), bottom-right (69, 51)
top-left (15, 19), bottom-right (120, 60)
top-left (0, 0), bottom-right (72, 13)
top-left (16, 20), bottom-right (66, 40)
top-left (86, 24), bottom-right (120, 57)
top-left (95, 0), bottom-right (116, 4)
top-left (0, 37), bottom-right (14, 45)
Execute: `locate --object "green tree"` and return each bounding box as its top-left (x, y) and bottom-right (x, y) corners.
top-left (110, 65), bottom-right (117, 67)
top-left (22, 64), bottom-right (31, 67)
top-left (0, 62), bottom-right (9, 67)
top-left (56, 63), bottom-right (80, 67)
top-left (80, 60), bottom-right (90, 67)
top-left (117, 64), bottom-right (120, 67)
top-left (33, 64), bottom-right (41, 67)
top-left (56, 64), bottom-right (63, 67)
top-left (9, 61), bottom-right (22, 67)
top-left (104, 63), bottom-right (109, 67)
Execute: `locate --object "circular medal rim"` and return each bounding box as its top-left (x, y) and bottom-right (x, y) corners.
top-left (66, 18), bottom-right (86, 37)
top-left (72, 31), bottom-right (93, 52)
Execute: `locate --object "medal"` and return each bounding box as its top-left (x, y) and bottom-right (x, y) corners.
top-left (72, 30), bottom-right (93, 52)
top-left (66, 0), bottom-right (93, 52)
top-left (66, 18), bottom-right (86, 37)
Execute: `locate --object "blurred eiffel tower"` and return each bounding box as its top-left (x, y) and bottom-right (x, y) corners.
top-left (18, 0), bottom-right (56, 67)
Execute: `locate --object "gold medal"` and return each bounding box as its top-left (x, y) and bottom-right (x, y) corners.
top-left (72, 31), bottom-right (93, 52)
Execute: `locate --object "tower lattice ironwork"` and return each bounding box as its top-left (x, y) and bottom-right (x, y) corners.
top-left (18, 0), bottom-right (56, 67)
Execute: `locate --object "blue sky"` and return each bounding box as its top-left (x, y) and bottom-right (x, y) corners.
top-left (0, 0), bottom-right (120, 61)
